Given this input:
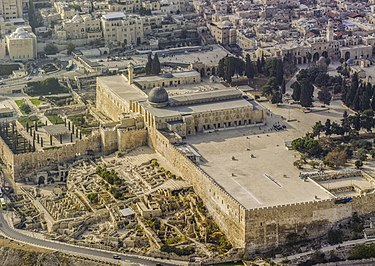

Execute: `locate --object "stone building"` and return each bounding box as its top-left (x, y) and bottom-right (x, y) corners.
top-left (0, 0), bottom-right (22, 20)
top-left (96, 65), bottom-right (264, 139)
top-left (101, 13), bottom-right (144, 48)
top-left (55, 14), bottom-right (102, 44)
top-left (5, 27), bottom-right (37, 61)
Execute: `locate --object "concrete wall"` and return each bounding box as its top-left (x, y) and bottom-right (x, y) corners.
top-left (152, 130), bottom-right (247, 248)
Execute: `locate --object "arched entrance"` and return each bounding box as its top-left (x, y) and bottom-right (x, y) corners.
top-left (38, 176), bottom-right (45, 185)
top-left (200, 68), bottom-right (204, 77)
top-left (345, 51), bottom-right (351, 61)
top-left (321, 51), bottom-right (328, 58)
top-left (313, 52), bottom-right (320, 61)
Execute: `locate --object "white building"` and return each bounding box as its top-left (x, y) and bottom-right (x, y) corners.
top-left (5, 27), bottom-right (37, 61)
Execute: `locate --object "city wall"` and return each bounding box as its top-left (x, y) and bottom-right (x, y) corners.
top-left (245, 193), bottom-right (375, 251)
top-left (151, 130), bottom-right (247, 248)
top-left (0, 134), bottom-right (15, 177)
top-left (12, 133), bottom-right (102, 181)
top-left (96, 80), bottom-right (124, 121)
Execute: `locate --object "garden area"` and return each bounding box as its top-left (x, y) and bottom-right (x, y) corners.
top-left (291, 111), bottom-right (375, 170)
top-left (67, 113), bottom-right (99, 135)
top-left (18, 116), bottom-right (45, 128)
top-left (30, 98), bottom-right (44, 106)
top-left (25, 78), bottom-right (69, 96)
top-left (0, 64), bottom-right (20, 76)
top-left (46, 115), bottom-right (64, 125)
top-left (15, 99), bottom-right (32, 115)
top-left (41, 63), bottom-right (58, 73)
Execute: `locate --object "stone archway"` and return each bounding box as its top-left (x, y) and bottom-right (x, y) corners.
top-left (321, 51), bottom-right (328, 58)
top-left (313, 52), bottom-right (320, 61)
top-left (200, 68), bottom-right (205, 77)
top-left (345, 51), bottom-right (351, 61)
top-left (38, 176), bottom-right (45, 185)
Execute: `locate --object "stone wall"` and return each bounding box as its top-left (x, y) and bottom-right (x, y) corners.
top-left (245, 193), bottom-right (375, 251)
top-left (12, 133), bottom-right (102, 181)
top-left (118, 128), bottom-right (147, 151)
top-left (0, 133), bottom-right (15, 177)
top-left (96, 80), bottom-right (124, 121)
top-left (152, 130), bottom-right (247, 248)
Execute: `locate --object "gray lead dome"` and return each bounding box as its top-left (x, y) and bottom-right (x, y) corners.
top-left (148, 86), bottom-right (169, 104)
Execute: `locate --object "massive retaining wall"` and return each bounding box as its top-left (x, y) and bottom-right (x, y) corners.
top-left (152, 130), bottom-right (247, 248)
top-left (0, 134), bottom-right (15, 177)
top-left (245, 193), bottom-right (375, 251)
top-left (12, 133), bottom-right (102, 181)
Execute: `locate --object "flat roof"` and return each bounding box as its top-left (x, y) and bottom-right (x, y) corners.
top-left (134, 70), bottom-right (200, 82)
top-left (139, 98), bottom-right (252, 118)
top-left (102, 13), bottom-right (125, 20)
top-left (186, 127), bottom-right (333, 209)
top-left (97, 75), bottom-right (147, 105)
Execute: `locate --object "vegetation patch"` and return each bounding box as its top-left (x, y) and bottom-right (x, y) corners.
top-left (0, 64), bottom-right (20, 76)
top-left (25, 78), bottom-right (69, 96)
top-left (15, 99), bottom-right (32, 115)
top-left (46, 115), bottom-right (64, 125)
top-left (29, 98), bottom-right (43, 106)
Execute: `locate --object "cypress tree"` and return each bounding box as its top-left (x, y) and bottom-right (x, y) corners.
top-left (275, 59), bottom-right (284, 85)
top-left (151, 53), bottom-right (161, 75)
top-left (145, 53), bottom-right (152, 74)
top-left (256, 58), bottom-right (262, 74)
top-left (291, 82), bottom-right (301, 101)
top-left (245, 54), bottom-right (254, 79)
top-left (299, 79), bottom-right (313, 107)
top-left (281, 78), bottom-right (286, 94)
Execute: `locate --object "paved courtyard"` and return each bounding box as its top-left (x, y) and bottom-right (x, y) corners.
top-left (186, 126), bottom-right (332, 209)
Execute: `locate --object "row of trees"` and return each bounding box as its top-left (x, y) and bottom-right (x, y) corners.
top-left (341, 72), bottom-right (375, 112)
top-left (145, 53), bottom-right (161, 75)
top-left (292, 110), bottom-right (375, 168)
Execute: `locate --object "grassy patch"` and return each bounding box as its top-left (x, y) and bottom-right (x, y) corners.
top-left (18, 116), bottom-right (45, 128)
top-left (15, 99), bottom-right (32, 115)
top-left (30, 98), bottom-right (43, 106)
top-left (68, 113), bottom-right (99, 135)
top-left (47, 115), bottom-right (64, 125)
top-left (0, 64), bottom-right (20, 76)
top-left (25, 78), bottom-right (69, 96)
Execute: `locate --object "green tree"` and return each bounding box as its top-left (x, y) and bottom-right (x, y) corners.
top-left (245, 54), bottom-right (254, 79)
top-left (271, 91), bottom-right (282, 104)
top-left (281, 79), bottom-right (286, 94)
top-left (275, 58), bottom-right (284, 85)
top-left (291, 81), bottom-right (301, 101)
top-left (44, 43), bottom-right (58, 55)
top-left (256, 58), bottom-right (262, 74)
top-left (67, 42), bottom-right (75, 55)
top-left (218, 57), bottom-right (225, 78)
top-left (299, 79), bottom-right (314, 107)
top-left (318, 88), bottom-right (332, 105)
top-left (355, 160), bottom-right (363, 169)
top-left (327, 229), bottom-right (343, 245)
top-left (145, 53), bottom-right (152, 75)
top-left (151, 53), bottom-right (161, 75)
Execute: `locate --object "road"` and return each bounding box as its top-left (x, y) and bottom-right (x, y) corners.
top-left (274, 237), bottom-right (375, 263)
top-left (0, 211), bottom-right (183, 266)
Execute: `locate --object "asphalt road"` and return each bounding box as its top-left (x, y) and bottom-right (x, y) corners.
top-left (0, 211), bottom-right (180, 266)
